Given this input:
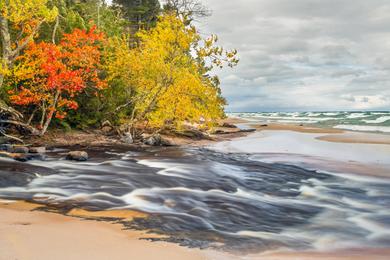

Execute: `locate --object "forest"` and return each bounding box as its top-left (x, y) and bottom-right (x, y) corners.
top-left (0, 0), bottom-right (238, 142)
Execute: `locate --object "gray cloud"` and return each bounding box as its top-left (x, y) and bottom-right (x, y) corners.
top-left (199, 0), bottom-right (390, 111)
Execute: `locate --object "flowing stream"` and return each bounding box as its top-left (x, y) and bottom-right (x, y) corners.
top-left (0, 145), bottom-right (389, 253)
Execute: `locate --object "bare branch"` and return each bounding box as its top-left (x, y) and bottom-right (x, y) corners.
top-left (163, 0), bottom-right (212, 21)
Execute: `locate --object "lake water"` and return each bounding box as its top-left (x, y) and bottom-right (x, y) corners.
top-left (228, 111), bottom-right (390, 133)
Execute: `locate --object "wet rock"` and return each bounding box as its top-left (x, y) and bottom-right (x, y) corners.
top-left (12, 146), bottom-right (29, 154)
top-left (0, 151), bottom-right (29, 162)
top-left (239, 129), bottom-right (256, 133)
top-left (29, 147), bottom-right (46, 154)
top-left (121, 132), bottom-right (133, 144)
top-left (0, 144), bottom-right (13, 152)
top-left (12, 153), bottom-right (30, 162)
top-left (222, 122), bottom-right (237, 128)
top-left (144, 134), bottom-right (172, 146)
top-left (66, 151), bottom-right (88, 161)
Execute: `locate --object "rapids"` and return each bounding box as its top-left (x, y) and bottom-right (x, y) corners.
top-left (0, 145), bottom-right (389, 252)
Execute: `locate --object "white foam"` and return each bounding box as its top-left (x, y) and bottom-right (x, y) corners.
top-left (363, 116), bottom-right (390, 124)
top-left (334, 124), bottom-right (390, 133)
top-left (346, 113), bottom-right (369, 119)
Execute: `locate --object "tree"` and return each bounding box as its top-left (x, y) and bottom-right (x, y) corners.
top-left (163, 0), bottom-right (211, 23)
top-left (8, 26), bottom-right (106, 135)
top-left (0, 0), bottom-right (58, 89)
top-left (112, 0), bottom-right (160, 31)
top-left (106, 13), bottom-right (238, 132)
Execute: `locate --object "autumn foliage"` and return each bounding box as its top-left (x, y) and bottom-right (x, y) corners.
top-left (9, 26), bottom-right (106, 135)
top-left (1, 0), bottom-right (238, 138)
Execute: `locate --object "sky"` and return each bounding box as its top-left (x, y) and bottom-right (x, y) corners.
top-left (196, 0), bottom-right (390, 112)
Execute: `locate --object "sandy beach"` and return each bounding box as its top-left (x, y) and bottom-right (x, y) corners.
top-left (1, 200), bottom-right (389, 260)
top-left (1, 121), bottom-right (389, 259)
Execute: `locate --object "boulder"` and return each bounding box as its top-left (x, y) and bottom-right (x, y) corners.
top-left (12, 146), bottom-right (29, 154)
top-left (29, 147), bottom-right (46, 154)
top-left (144, 134), bottom-right (162, 146)
top-left (222, 122), bottom-right (237, 128)
top-left (66, 151), bottom-right (88, 161)
top-left (121, 132), bottom-right (133, 144)
top-left (144, 134), bottom-right (173, 146)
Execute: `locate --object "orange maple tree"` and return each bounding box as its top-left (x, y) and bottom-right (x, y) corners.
top-left (9, 26), bottom-right (106, 135)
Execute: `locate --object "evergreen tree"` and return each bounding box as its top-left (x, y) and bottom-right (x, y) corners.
top-left (113, 0), bottom-right (160, 31)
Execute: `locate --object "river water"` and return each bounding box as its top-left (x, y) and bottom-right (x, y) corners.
top-left (0, 145), bottom-right (389, 253)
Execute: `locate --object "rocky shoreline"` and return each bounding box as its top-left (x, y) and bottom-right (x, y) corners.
top-left (0, 119), bottom-right (255, 163)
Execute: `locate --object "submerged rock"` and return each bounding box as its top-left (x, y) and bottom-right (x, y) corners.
top-left (66, 151), bottom-right (88, 161)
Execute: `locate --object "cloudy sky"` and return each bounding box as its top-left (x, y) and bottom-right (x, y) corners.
top-left (197, 0), bottom-right (390, 112)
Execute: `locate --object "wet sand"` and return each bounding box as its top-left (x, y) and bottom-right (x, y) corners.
top-left (213, 128), bottom-right (390, 178)
top-left (317, 131), bottom-right (390, 145)
top-left (1, 201), bottom-right (389, 260)
top-left (0, 201), bottom-right (209, 260)
top-left (252, 122), bottom-right (390, 145)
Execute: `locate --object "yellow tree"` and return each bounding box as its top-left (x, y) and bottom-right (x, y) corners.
top-left (106, 13), bottom-right (238, 132)
top-left (0, 0), bottom-right (58, 89)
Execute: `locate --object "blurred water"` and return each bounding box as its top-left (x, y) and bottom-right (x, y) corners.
top-left (0, 146), bottom-right (389, 252)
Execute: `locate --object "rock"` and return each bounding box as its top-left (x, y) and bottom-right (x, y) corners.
top-left (12, 146), bottom-right (29, 154)
top-left (144, 134), bottom-right (173, 146)
top-left (260, 124), bottom-right (268, 127)
top-left (222, 122), bottom-right (237, 128)
top-left (0, 151), bottom-right (29, 162)
top-left (177, 129), bottom-right (210, 140)
top-left (240, 129), bottom-right (256, 133)
top-left (12, 153), bottom-right (30, 162)
top-left (66, 151), bottom-right (88, 161)
top-left (213, 129), bottom-right (229, 135)
top-left (101, 126), bottom-right (113, 134)
top-left (141, 133), bottom-right (151, 140)
top-left (0, 144), bottom-right (13, 152)
top-left (29, 147), bottom-right (46, 154)
top-left (121, 132), bottom-right (133, 144)
top-left (144, 134), bottom-right (162, 146)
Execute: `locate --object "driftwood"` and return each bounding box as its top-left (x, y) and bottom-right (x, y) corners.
top-left (0, 120), bottom-right (40, 135)
top-left (0, 101), bottom-right (39, 142)
top-left (0, 100), bottom-right (23, 119)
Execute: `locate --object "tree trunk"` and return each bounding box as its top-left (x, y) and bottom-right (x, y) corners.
top-left (0, 15), bottom-right (12, 90)
top-left (40, 91), bottom-right (60, 136)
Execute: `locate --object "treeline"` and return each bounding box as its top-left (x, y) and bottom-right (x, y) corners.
top-left (0, 0), bottom-right (238, 140)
